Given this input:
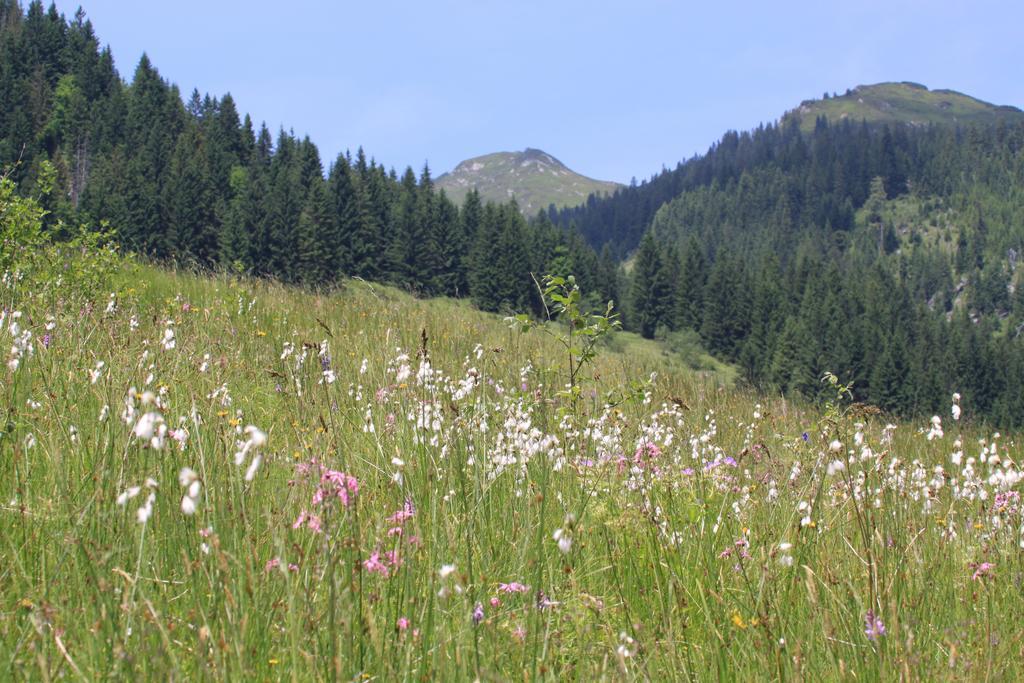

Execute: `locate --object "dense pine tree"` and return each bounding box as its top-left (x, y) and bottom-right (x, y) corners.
top-left (631, 232), bottom-right (672, 339)
top-left (218, 165), bottom-right (252, 269)
top-left (675, 236), bottom-right (706, 331)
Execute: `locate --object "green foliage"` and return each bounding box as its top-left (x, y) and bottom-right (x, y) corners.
top-left (1, 162), bottom-right (122, 306)
top-left (657, 326), bottom-right (722, 372)
top-left (0, 170), bottom-right (48, 274)
top-left (510, 274), bottom-right (621, 405)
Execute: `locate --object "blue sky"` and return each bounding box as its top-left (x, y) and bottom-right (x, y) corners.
top-left (50, 0), bottom-right (1024, 184)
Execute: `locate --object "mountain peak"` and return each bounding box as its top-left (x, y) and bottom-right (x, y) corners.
top-left (785, 82), bottom-right (1024, 130)
top-left (437, 149), bottom-right (621, 213)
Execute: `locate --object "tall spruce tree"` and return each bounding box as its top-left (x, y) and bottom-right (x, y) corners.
top-left (219, 165), bottom-right (252, 269)
top-left (631, 232), bottom-right (673, 339)
top-left (675, 236), bottom-right (706, 330)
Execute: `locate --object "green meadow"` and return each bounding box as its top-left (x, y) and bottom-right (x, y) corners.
top-left (3, 246), bottom-right (1023, 680)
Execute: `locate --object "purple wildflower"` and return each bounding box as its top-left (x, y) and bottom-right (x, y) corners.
top-left (864, 610), bottom-right (886, 641)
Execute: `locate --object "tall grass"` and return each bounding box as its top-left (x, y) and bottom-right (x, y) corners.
top-left (1, 263), bottom-right (1021, 680)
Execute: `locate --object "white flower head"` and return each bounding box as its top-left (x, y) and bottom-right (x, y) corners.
top-left (160, 326), bottom-right (176, 351)
top-left (245, 425), bottom-right (267, 448)
top-left (137, 492), bottom-right (155, 524)
top-left (133, 412), bottom-right (165, 445)
top-left (116, 486), bottom-right (142, 506)
top-left (553, 527), bottom-right (573, 554)
top-left (244, 454), bottom-right (262, 482)
top-left (179, 467), bottom-right (198, 487)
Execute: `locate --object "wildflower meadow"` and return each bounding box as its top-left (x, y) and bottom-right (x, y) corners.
top-left (2, 258), bottom-right (1024, 683)
top-left (3, 185), bottom-right (1024, 680)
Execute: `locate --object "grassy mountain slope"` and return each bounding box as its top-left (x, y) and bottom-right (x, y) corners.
top-left (786, 81), bottom-right (1024, 131)
top-left (435, 148), bottom-right (621, 213)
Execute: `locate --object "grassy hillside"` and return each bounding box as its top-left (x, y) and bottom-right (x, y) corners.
top-left (436, 148), bottom-right (622, 214)
top-left (785, 81), bottom-right (1024, 131)
top-left (4, 250), bottom-right (1024, 679)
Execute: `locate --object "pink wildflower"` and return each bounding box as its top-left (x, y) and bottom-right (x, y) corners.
top-left (634, 442), bottom-right (662, 462)
top-left (384, 550), bottom-right (402, 569)
top-left (313, 469), bottom-right (359, 507)
top-left (293, 510), bottom-right (323, 533)
top-left (994, 491), bottom-right (1020, 515)
top-left (388, 499), bottom-right (415, 524)
top-left (499, 582), bottom-right (529, 593)
top-left (972, 562), bottom-right (995, 582)
top-left (363, 551), bottom-right (390, 577)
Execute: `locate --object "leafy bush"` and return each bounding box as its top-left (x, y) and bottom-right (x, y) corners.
top-left (1, 161), bottom-right (124, 308)
top-left (657, 326), bottom-right (719, 371)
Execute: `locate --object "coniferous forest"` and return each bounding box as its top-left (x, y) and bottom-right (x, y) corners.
top-left (559, 117), bottom-right (1024, 425)
top-left (5, 1), bottom-right (1024, 425)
